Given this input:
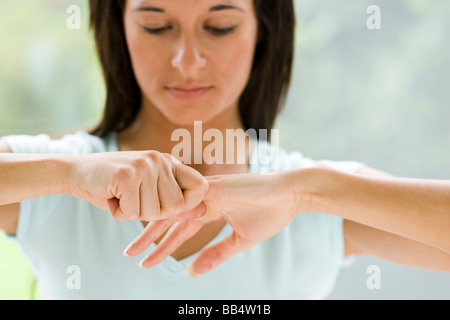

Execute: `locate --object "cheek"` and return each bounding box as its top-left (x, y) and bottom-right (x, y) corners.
top-left (128, 43), bottom-right (162, 88)
top-left (125, 26), bottom-right (165, 92)
top-left (213, 35), bottom-right (257, 100)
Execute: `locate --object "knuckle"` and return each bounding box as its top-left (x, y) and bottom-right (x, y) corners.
top-left (197, 176), bottom-right (209, 194)
top-left (145, 150), bottom-right (163, 162)
top-left (115, 166), bottom-right (135, 182)
top-left (162, 153), bottom-right (181, 166)
top-left (147, 151), bottom-right (173, 172)
top-left (131, 157), bottom-right (149, 170)
top-left (161, 153), bottom-right (173, 161)
top-left (161, 153), bottom-right (176, 170)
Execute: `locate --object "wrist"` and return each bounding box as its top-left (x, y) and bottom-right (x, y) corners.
top-left (60, 154), bottom-right (91, 198)
top-left (276, 168), bottom-right (312, 215)
top-left (283, 166), bottom-right (338, 215)
top-left (0, 153), bottom-right (75, 204)
top-left (53, 156), bottom-right (76, 195)
top-left (45, 155), bottom-right (75, 196)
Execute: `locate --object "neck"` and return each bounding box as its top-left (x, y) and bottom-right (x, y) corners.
top-left (117, 102), bottom-right (253, 176)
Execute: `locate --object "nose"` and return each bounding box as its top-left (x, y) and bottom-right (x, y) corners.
top-left (171, 35), bottom-right (207, 76)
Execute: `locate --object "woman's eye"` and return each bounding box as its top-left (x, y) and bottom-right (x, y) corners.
top-left (142, 26), bottom-right (172, 35)
top-left (205, 26), bottom-right (237, 36)
top-left (142, 25), bottom-right (237, 36)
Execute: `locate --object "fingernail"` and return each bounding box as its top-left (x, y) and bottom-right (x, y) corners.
top-left (186, 262), bottom-right (199, 278)
top-left (138, 260), bottom-right (145, 268)
top-left (123, 244), bottom-right (132, 257)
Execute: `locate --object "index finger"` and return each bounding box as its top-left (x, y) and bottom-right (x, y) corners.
top-left (123, 202), bottom-right (208, 257)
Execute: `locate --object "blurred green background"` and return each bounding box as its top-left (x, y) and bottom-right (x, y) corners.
top-left (0, 0), bottom-right (449, 299)
top-left (0, 0), bottom-right (103, 138)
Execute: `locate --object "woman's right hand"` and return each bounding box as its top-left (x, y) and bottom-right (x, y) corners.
top-left (124, 170), bottom-right (306, 274)
top-left (65, 151), bottom-right (209, 222)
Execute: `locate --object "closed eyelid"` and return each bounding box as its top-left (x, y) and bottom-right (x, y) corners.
top-left (142, 25), bottom-right (237, 36)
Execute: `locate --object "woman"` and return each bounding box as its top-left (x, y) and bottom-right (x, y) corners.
top-left (0, 0), bottom-right (448, 299)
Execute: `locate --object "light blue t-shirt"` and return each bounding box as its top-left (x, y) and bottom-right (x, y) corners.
top-left (1, 131), bottom-right (364, 300)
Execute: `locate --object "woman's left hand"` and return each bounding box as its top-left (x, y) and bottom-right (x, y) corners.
top-left (123, 170), bottom-right (309, 276)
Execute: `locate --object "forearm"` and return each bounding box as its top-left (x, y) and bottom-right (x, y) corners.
top-left (295, 167), bottom-right (450, 253)
top-left (0, 153), bottom-right (71, 205)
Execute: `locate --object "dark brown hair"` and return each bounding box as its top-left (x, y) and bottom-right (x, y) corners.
top-left (89, 0), bottom-right (295, 140)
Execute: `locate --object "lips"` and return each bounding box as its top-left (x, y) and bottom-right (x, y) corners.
top-left (168, 83), bottom-right (212, 91)
top-left (166, 83), bottom-right (213, 101)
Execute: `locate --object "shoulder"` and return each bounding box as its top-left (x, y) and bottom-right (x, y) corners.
top-left (0, 131), bottom-right (116, 154)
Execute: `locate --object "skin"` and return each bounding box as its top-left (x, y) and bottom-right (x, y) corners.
top-left (119, 0), bottom-right (259, 260)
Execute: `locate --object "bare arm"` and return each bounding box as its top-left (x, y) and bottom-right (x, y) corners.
top-left (303, 166), bottom-right (450, 254)
top-left (0, 140), bottom-right (72, 234)
top-left (126, 166), bottom-right (450, 276)
top-left (0, 139), bottom-right (208, 235)
top-left (0, 141), bottom-right (20, 234)
top-left (342, 167), bottom-right (450, 271)
top-left (0, 149), bottom-right (71, 206)
top-left (344, 219), bottom-right (450, 271)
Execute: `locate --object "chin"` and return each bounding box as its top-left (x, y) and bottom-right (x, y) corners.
top-left (161, 99), bottom-right (227, 128)
top-left (147, 91), bottom-right (234, 128)
top-left (163, 108), bottom-right (219, 128)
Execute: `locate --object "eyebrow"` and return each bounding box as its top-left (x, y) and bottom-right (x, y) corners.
top-left (133, 4), bottom-right (244, 13)
top-left (210, 4), bottom-right (244, 12)
top-left (133, 6), bottom-right (164, 13)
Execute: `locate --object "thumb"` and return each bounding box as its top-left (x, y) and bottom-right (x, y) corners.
top-left (186, 233), bottom-right (243, 277)
top-left (107, 197), bottom-right (131, 221)
top-left (173, 161), bottom-right (209, 212)
top-left (107, 185), bottom-right (140, 220)
top-left (107, 197), bottom-right (125, 219)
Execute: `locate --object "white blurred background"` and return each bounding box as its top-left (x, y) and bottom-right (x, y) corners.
top-left (0, 0), bottom-right (449, 299)
top-left (282, 0), bottom-right (450, 299)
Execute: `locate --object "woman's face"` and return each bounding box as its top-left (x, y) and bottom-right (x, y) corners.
top-left (124, 0), bottom-right (258, 127)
